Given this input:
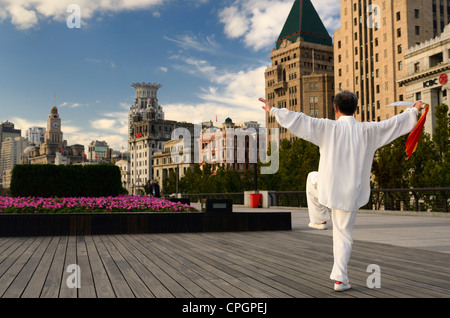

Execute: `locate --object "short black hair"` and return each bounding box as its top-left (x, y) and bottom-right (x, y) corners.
top-left (333, 90), bottom-right (358, 115)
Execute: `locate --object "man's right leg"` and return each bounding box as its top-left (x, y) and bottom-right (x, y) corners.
top-left (306, 172), bottom-right (330, 230)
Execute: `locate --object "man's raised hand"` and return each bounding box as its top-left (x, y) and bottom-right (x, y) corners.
top-left (259, 98), bottom-right (272, 112)
top-left (413, 101), bottom-right (425, 111)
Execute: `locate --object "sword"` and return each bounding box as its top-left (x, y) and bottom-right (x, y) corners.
top-left (386, 101), bottom-right (415, 107)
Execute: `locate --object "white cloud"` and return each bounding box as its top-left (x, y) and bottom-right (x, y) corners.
top-left (218, 0), bottom-right (341, 50)
top-left (0, 0), bottom-right (166, 29)
top-left (164, 33), bottom-right (220, 54)
top-left (218, 0), bottom-right (293, 51)
top-left (311, 0), bottom-right (341, 35)
top-left (165, 55), bottom-right (267, 126)
top-left (10, 117), bottom-right (46, 135)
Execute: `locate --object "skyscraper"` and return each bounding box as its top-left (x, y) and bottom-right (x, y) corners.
top-left (334, 0), bottom-right (446, 122)
top-left (265, 0), bottom-right (335, 143)
top-left (127, 82), bottom-right (194, 195)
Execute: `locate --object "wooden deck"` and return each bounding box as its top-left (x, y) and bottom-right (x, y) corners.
top-left (1, 230), bottom-right (449, 299)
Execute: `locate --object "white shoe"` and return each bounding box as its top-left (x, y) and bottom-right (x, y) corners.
top-left (308, 222), bottom-right (327, 230)
top-left (334, 281), bottom-right (351, 292)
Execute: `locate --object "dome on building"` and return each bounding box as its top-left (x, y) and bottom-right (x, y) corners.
top-left (224, 117), bottom-right (233, 124)
top-left (51, 106), bottom-right (58, 114)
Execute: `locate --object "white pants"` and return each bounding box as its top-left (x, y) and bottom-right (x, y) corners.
top-left (306, 172), bottom-right (357, 284)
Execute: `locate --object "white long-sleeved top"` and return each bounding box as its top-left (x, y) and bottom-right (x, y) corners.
top-left (270, 107), bottom-right (419, 211)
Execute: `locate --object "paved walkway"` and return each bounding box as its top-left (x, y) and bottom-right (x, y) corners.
top-left (0, 206), bottom-right (449, 300)
top-left (232, 205), bottom-right (450, 254)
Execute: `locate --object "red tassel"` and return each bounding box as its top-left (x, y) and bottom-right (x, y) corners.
top-left (405, 105), bottom-right (429, 159)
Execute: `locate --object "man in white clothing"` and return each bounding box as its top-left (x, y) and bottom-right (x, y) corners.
top-left (260, 91), bottom-right (423, 291)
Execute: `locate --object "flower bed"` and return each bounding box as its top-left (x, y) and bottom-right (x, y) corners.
top-left (0, 196), bottom-right (198, 214)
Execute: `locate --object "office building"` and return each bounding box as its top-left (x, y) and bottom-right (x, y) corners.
top-left (265, 0), bottom-right (335, 143)
top-left (334, 0), bottom-right (448, 122)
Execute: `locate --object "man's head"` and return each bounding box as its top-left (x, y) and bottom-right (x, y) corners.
top-left (334, 90), bottom-right (358, 116)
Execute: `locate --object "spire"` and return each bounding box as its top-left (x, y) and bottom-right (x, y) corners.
top-left (276, 0), bottom-right (332, 49)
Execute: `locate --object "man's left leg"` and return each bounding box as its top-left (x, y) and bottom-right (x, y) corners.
top-left (330, 209), bottom-right (357, 291)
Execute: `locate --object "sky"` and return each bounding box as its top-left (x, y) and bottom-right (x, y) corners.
top-left (0, 0), bottom-right (341, 151)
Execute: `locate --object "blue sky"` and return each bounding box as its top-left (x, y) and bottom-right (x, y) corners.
top-left (0, 0), bottom-right (340, 151)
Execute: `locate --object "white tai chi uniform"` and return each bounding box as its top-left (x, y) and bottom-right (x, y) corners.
top-left (270, 106), bottom-right (419, 284)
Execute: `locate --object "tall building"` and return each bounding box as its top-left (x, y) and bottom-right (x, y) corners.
top-left (0, 121), bottom-right (21, 157)
top-left (127, 82), bottom-right (195, 195)
top-left (24, 106), bottom-right (85, 165)
top-left (334, 0), bottom-right (447, 122)
top-left (0, 136), bottom-right (28, 188)
top-left (265, 0), bottom-right (335, 143)
top-left (26, 127), bottom-right (46, 146)
top-left (87, 140), bottom-right (111, 162)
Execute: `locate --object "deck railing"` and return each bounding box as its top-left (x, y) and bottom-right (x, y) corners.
top-left (178, 188), bottom-right (450, 212)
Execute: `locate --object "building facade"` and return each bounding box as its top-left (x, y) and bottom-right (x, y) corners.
top-left (0, 121), bottom-right (21, 160)
top-left (152, 139), bottom-right (195, 195)
top-left (24, 106), bottom-right (85, 165)
top-left (0, 136), bottom-right (28, 188)
top-left (399, 23), bottom-right (450, 136)
top-left (127, 82), bottom-right (195, 195)
top-left (26, 127), bottom-right (46, 146)
top-left (87, 140), bottom-right (111, 162)
top-left (198, 118), bottom-right (261, 176)
top-left (334, 0), bottom-right (449, 122)
top-left (265, 0), bottom-right (335, 143)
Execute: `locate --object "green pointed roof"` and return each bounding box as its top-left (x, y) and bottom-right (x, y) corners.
top-left (276, 0), bottom-right (332, 49)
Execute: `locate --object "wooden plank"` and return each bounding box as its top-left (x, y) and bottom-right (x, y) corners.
top-left (59, 235), bottom-right (78, 298)
top-left (137, 233), bottom-right (274, 298)
top-left (98, 235), bottom-right (153, 298)
top-left (0, 237), bottom-right (42, 297)
top-left (120, 234), bottom-right (194, 298)
top-left (106, 235), bottom-right (173, 298)
top-left (0, 238), bottom-right (31, 271)
top-left (76, 236), bottom-right (97, 298)
top-left (154, 234), bottom-right (299, 298)
top-left (3, 237), bottom-right (52, 298)
top-left (1, 230), bottom-right (450, 298)
top-left (91, 235), bottom-right (134, 298)
top-left (41, 236), bottom-right (68, 298)
top-left (171, 232), bottom-right (335, 298)
top-left (83, 235), bottom-right (115, 298)
top-left (134, 235), bottom-right (235, 298)
top-left (21, 236), bottom-right (60, 298)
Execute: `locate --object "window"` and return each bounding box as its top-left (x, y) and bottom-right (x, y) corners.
top-left (398, 61), bottom-right (402, 70)
top-left (396, 12), bottom-right (401, 21)
top-left (414, 9), bottom-right (420, 18)
top-left (397, 28), bottom-right (401, 37)
top-left (414, 62), bottom-right (420, 72)
top-left (397, 45), bottom-right (402, 54)
top-left (415, 26), bottom-right (420, 35)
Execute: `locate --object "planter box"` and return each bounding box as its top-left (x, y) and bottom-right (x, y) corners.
top-left (0, 211), bottom-right (292, 236)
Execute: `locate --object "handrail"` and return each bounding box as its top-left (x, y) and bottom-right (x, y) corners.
top-left (179, 188), bottom-right (450, 212)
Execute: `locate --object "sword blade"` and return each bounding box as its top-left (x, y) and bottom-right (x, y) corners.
top-left (386, 101), bottom-right (415, 107)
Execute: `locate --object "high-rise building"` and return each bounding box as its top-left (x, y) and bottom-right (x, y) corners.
top-left (87, 140), bottom-right (111, 162)
top-left (334, 0), bottom-right (447, 122)
top-left (265, 0), bottom-right (335, 143)
top-left (127, 82), bottom-right (195, 195)
top-left (0, 136), bottom-right (29, 188)
top-left (0, 121), bottom-right (21, 157)
top-left (26, 127), bottom-right (46, 146)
